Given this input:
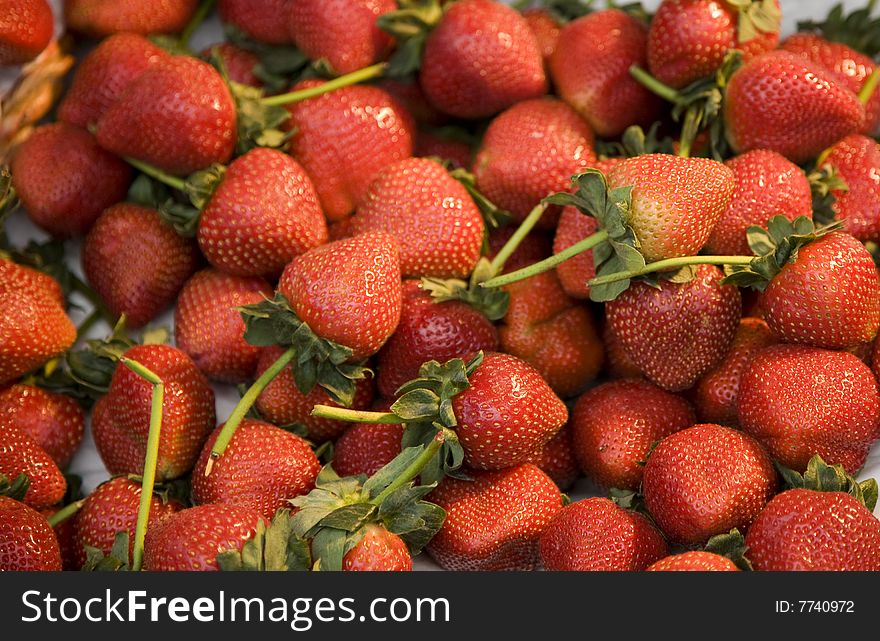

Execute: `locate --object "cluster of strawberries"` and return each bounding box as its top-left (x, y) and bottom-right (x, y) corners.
top-left (2, 0), bottom-right (880, 573)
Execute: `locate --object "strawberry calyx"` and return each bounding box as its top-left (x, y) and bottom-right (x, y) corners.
top-left (776, 454), bottom-right (879, 512)
top-left (0, 472), bottom-right (30, 502)
top-left (703, 528), bottom-right (753, 571)
top-left (378, 0), bottom-right (445, 78)
top-left (82, 531), bottom-right (131, 572)
top-left (595, 123), bottom-right (675, 160)
top-left (421, 259), bottom-right (510, 321)
top-left (221, 25), bottom-right (311, 94)
top-left (0, 166), bottom-right (16, 222)
top-left (725, 0), bottom-right (782, 43)
top-left (797, 0), bottom-right (880, 58)
top-left (807, 163), bottom-right (848, 226)
top-left (447, 166), bottom-right (511, 230)
top-left (217, 509), bottom-right (312, 571)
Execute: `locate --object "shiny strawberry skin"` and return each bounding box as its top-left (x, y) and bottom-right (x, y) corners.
top-left (349, 157), bottom-right (484, 279)
top-left (602, 322), bottom-right (644, 380)
top-left (201, 43), bottom-right (262, 88)
top-left (705, 149), bottom-right (812, 256)
top-left (553, 206), bottom-right (599, 300)
top-left (723, 51), bottom-right (865, 164)
top-left (332, 421), bottom-right (404, 478)
top-left (82, 203), bottom-right (200, 328)
top-left (0, 496), bottom-right (61, 571)
top-left (11, 123), bottom-right (132, 237)
top-left (65, 0), bottom-right (198, 37)
top-left (762, 232), bottom-right (880, 349)
top-left (427, 464), bottom-right (563, 571)
top-left (647, 551), bottom-right (739, 571)
top-left (174, 268), bottom-right (273, 383)
top-left (0, 384), bottom-right (84, 469)
top-left (0, 259), bottom-right (64, 306)
top-left (571, 379), bottom-right (695, 490)
top-left (523, 8), bottom-right (560, 64)
top-left (539, 497), bottom-right (668, 571)
top-left (413, 130), bottom-right (472, 169)
top-left (0, 0), bottom-right (53, 65)
top-left (198, 148), bottom-right (328, 277)
top-left (96, 56), bottom-right (237, 176)
top-left (192, 419), bottom-right (321, 520)
top-left (521, 424), bottom-right (579, 490)
top-left (738, 344), bottom-right (880, 475)
top-left (41, 506), bottom-right (77, 569)
top-left (550, 10), bottom-right (662, 137)
top-left (143, 504), bottom-right (264, 571)
top-left (605, 265), bottom-right (741, 392)
top-left (218, 0), bottom-right (293, 44)
top-left (0, 422), bottom-right (66, 509)
top-left (343, 524), bottom-right (412, 572)
top-left (473, 97), bottom-right (596, 227)
top-left (420, 0), bottom-right (547, 119)
top-left (826, 134), bottom-right (880, 243)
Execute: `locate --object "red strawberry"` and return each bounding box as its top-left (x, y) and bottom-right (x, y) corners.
top-left (642, 423), bottom-right (777, 544)
top-left (647, 0), bottom-right (780, 89)
top-left (550, 10), bottom-right (663, 137)
top-left (72, 476), bottom-right (182, 569)
top-left (704, 149), bottom-right (813, 256)
top-left (11, 123), bottom-right (131, 237)
top-left (539, 497), bottom-right (668, 571)
top-left (605, 265), bottom-right (741, 392)
top-left (174, 268), bottom-right (273, 383)
top-left (348, 157), bottom-right (484, 278)
top-left (285, 82), bottom-right (413, 222)
top-left (419, 0), bottom-right (547, 119)
top-left (0, 496), bottom-right (61, 571)
top-left (723, 51), bottom-right (865, 164)
top-left (473, 97), bottom-right (596, 226)
top-left (96, 56), bottom-right (237, 176)
top-left (553, 205), bottom-right (599, 300)
top-left (413, 130), bottom-right (472, 169)
top-left (65, 0), bottom-right (198, 37)
top-left (825, 134), bottom-right (880, 243)
top-left (143, 504), bottom-right (264, 571)
top-left (738, 344), bottom-right (880, 474)
top-left (41, 506), bottom-right (77, 570)
top-left (521, 424), bottom-right (579, 491)
top-left (0, 258), bottom-right (64, 306)
top-left (873, 339), bottom-right (880, 383)
top-left (343, 523), bottom-right (412, 572)
top-left (218, 0), bottom-right (293, 45)
top-left (602, 321), bottom-right (644, 380)
top-left (197, 148), bottom-right (329, 277)
top-left (647, 551), bottom-right (739, 571)
top-left (692, 317), bottom-right (775, 426)
top-left (0, 0), bottom-right (53, 66)
top-left (201, 43), bottom-right (263, 89)
top-left (332, 421), bottom-right (404, 478)
top-left (192, 419), bottom-right (321, 519)
top-left (58, 33), bottom-right (169, 129)
top-left (0, 384), bottom-right (84, 468)
top-left (378, 78), bottom-right (448, 128)
top-left (0, 423), bottom-right (65, 509)
top-left (523, 8), bottom-right (560, 64)
top-left (289, 0), bottom-right (395, 75)
top-left (427, 464), bottom-right (563, 571)
top-left (82, 203), bottom-right (200, 328)
top-left (92, 344), bottom-right (216, 480)
top-left (571, 379), bottom-right (695, 490)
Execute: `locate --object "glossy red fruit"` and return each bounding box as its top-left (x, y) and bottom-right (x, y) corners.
top-left (523, 8), bottom-right (560, 64)
top-left (0, 496), bottom-right (61, 571)
top-left (738, 344), bottom-right (880, 475)
top-left (218, 0), bottom-right (293, 45)
top-left (551, 10), bottom-right (662, 137)
top-left (539, 497), bottom-right (667, 571)
top-left (602, 321), bottom-right (644, 379)
top-left (174, 269), bottom-right (273, 384)
top-left (201, 43), bottom-right (262, 88)
top-left (65, 0), bottom-right (198, 37)
top-left (825, 134), bottom-right (880, 243)
top-left (343, 524), bottom-right (412, 572)
top-left (413, 130), bottom-right (472, 169)
top-left (0, 0), bottom-right (53, 66)
top-left (705, 149), bottom-right (812, 256)
top-left (522, 425), bottom-right (579, 491)
top-left (606, 265), bottom-right (741, 392)
top-left (0, 384), bottom-right (84, 468)
top-left (571, 379), bottom-right (695, 490)
top-left (41, 506), bottom-right (76, 570)
top-left (332, 421), bottom-right (404, 478)
top-left (553, 206), bottom-right (600, 300)
top-left (82, 203), bottom-right (200, 328)
top-left (0, 422), bottom-right (65, 509)
top-left (647, 551), bottom-right (739, 571)
top-left (427, 464), bottom-right (563, 571)
top-left (143, 504), bottom-right (264, 571)
top-left (0, 258), bottom-right (64, 306)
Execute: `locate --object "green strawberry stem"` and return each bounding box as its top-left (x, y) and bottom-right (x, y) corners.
top-left (858, 67), bottom-right (880, 104)
top-left (206, 346), bottom-right (297, 475)
top-left (488, 202), bottom-right (548, 276)
top-left (179, 0), bottom-right (217, 48)
top-left (125, 157), bottom-right (187, 192)
top-left (628, 65), bottom-right (682, 104)
top-left (46, 499), bottom-right (85, 527)
top-left (481, 229), bottom-right (610, 289)
top-left (370, 432), bottom-right (445, 506)
top-left (310, 405), bottom-right (402, 423)
top-left (588, 254), bottom-right (754, 287)
top-left (119, 357), bottom-right (164, 572)
top-left (261, 63), bottom-right (388, 107)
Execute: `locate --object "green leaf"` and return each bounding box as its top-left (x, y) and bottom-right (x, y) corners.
top-left (776, 455), bottom-right (879, 511)
top-left (378, 0), bottom-right (444, 77)
top-left (317, 503), bottom-right (376, 532)
top-left (362, 445), bottom-right (427, 500)
top-left (0, 473), bottom-right (30, 501)
top-left (310, 527), bottom-right (347, 571)
top-left (82, 531), bottom-right (130, 571)
top-left (704, 529), bottom-right (753, 571)
top-left (808, 163), bottom-right (848, 226)
top-left (798, 2), bottom-right (880, 58)
top-left (421, 255), bottom-right (511, 321)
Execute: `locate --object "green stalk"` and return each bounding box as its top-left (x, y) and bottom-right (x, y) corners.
top-left (629, 64), bottom-right (683, 104)
top-left (179, 0), bottom-right (217, 48)
top-left (310, 405), bottom-right (402, 424)
top-left (369, 432), bottom-right (445, 506)
top-left (261, 63), bottom-right (387, 107)
top-left (75, 308), bottom-right (103, 341)
top-left (206, 346), bottom-right (297, 475)
top-left (47, 500), bottom-right (85, 527)
top-left (488, 202), bottom-right (547, 276)
top-left (125, 157), bottom-right (187, 192)
top-left (859, 67), bottom-right (880, 105)
top-left (588, 254), bottom-right (754, 287)
top-left (481, 229), bottom-right (610, 289)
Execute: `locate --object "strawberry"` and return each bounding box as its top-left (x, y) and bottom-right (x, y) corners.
top-left (10, 123), bottom-right (131, 237)
top-left (57, 33), bottom-right (169, 129)
top-left (0, 258), bottom-right (64, 306)
top-left (522, 8), bottom-right (560, 64)
top-left (0, 496), bottom-right (61, 571)
top-left (602, 322), bottom-right (645, 380)
top-left (342, 523), bottom-right (412, 572)
top-left (487, 225), bottom-right (552, 273)
top-left (738, 344), bottom-right (880, 475)
top-left (82, 203), bottom-right (200, 328)
top-left (0, 384), bottom-right (84, 468)
top-left (642, 423), bottom-right (777, 545)
top-left (553, 206), bottom-right (599, 300)
top-left (521, 425), bottom-right (579, 491)
top-left (92, 344), bottom-right (216, 480)
top-left (96, 56), bottom-right (237, 176)
top-left (413, 130), bottom-right (472, 169)
top-left (0, 0), bottom-right (53, 66)
top-left (286, 81), bottom-right (414, 222)
top-left (473, 97), bottom-right (596, 227)
top-left (289, 0), bottom-right (396, 75)
top-left (174, 268), bottom-right (273, 383)
top-left (692, 317), bottom-right (775, 426)
top-left (0, 423), bottom-right (66, 509)
top-left (427, 464), bottom-right (563, 571)
top-left (65, 0), bottom-right (198, 37)
top-left (550, 10), bottom-right (663, 137)
top-left (539, 497), bottom-right (668, 571)
top-left (348, 157), bottom-right (484, 279)
top-left (143, 504), bottom-right (264, 571)
top-left (192, 419), bottom-right (321, 519)
top-left (72, 476), bottom-right (182, 569)
top-left (704, 149), bottom-right (813, 256)
top-left (647, 551), bottom-right (739, 571)
top-left (40, 506), bottom-right (77, 570)
top-left (218, 0), bottom-right (293, 45)
top-left (723, 51), bottom-right (865, 164)
top-left (332, 421), bottom-right (404, 478)
top-left (571, 379), bottom-right (695, 490)
top-left (201, 43), bottom-right (263, 89)
top-left (605, 265), bottom-right (741, 392)
top-left (378, 78), bottom-right (447, 128)
top-left (647, 0), bottom-right (780, 90)
top-left (824, 134), bottom-right (880, 243)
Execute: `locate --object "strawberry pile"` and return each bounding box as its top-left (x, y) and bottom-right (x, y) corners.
top-left (3, 0), bottom-right (880, 573)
